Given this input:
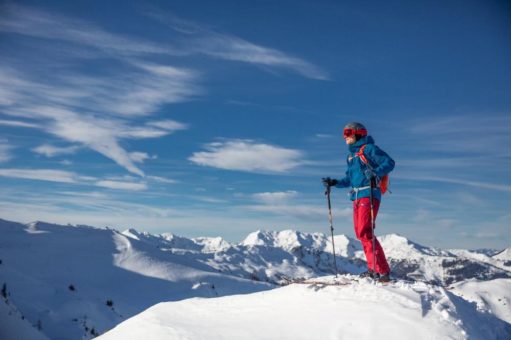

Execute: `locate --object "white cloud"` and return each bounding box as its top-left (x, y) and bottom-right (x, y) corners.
top-left (247, 188), bottom-right (350, 219)
top-left (252, 191), bottom-right (299, 204)
top-left (40, 109), bottom-right (147, 177)
top-left (146, 119), bottom-right (188, 131)
top-left (189, 139), bottom-right (304, 173)
top-left (147, 175), bottom-right (177, 184)
top-left (0, 4), bottom-right (195, 176)
top-left (0, 167), bottom-right (149, 191)
top-left (0, 168), bottom-right (79, 183)
top-left (0, 119), bottom-right (39, 128)
top-left (0, 140), bottom-right (13, 163)
top-left (129, 152), bottom-right (157, 164)
top-left (406, 115), bottom-right (511, 154)
top-left (145, 7), bottom-right (329, 80)
top-left (60, 160), bottom-right (73, 166)
top-left (95, 180), bottom-right (147, 191)
top-left (315, 134), bottom-right (334, 138)
top-left (32, 144), bottom-right (80, 157)
top-left (97, 62), bottom-right (200, 116)
top-left (194, 33), bottom-right (329, 80)
top-left (0, 4), bottom-right (174, 57)
top-left (0, 67), bottom-right (192, 176)
top-left (398, 174), bottom-right (511, 193)
top-left (246, 204), bottom-right (351, 219)
top-left (0, 4), bottom-right (326, 178)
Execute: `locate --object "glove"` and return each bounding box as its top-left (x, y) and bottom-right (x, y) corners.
top-left (364, 169), bottom-right (376, 180)
top-left (321, 177), bottom-right (338, 188)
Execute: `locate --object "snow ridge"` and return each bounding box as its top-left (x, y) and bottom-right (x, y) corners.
top-left (1, 218), bottom-right (510, 339)
top-left (98, 278), bottom-right (511, 340)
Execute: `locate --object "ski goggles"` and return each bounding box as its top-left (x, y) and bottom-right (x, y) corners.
top-left (343, 128), bottom-right (367, 138)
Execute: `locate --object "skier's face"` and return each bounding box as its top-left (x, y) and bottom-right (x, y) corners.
top-left (345, 135), bottom-right (356, 145)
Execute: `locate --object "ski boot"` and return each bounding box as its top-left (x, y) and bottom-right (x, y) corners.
top-left (378, 273), bottom-right (391, 283)
top-left (359, 269), bottom-right (378, 279)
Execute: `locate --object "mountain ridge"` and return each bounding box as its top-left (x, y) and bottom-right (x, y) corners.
top-left (1, 218), bottom-right (510, 339)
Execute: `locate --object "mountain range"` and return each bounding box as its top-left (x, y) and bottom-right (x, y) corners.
top-left (0, 218), bottom-right (510, 339)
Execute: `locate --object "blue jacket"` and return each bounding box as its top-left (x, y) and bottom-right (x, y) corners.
top-left (334, 136), bottom-right (395, 201)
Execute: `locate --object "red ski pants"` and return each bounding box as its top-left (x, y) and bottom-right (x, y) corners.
top-left (353, 197), bottom-right (390, 274)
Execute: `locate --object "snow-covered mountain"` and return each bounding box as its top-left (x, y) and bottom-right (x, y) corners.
top-left (378, 234), bottom-right (511, 284)
top-left (1, 218), bottom-right (510, 339)
top-left (493, 247), bottom-right (511, 263)
top-left (97, 278), bottom-right (511, 340)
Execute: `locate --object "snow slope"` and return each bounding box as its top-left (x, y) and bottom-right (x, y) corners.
top-left (494, 247), bottom-right (511, 262)
top-left (0, 298), bottom-right (49, 340)
top-left (451, 278), bottom-right (511, 323)
top-left (0, 219), bottom-right (272, 339)
top-left (379, 234), bottom-right (511, 284)
top-left (98, 276), bottom-right (511, 340)
top-left (1, 218), bottom-right (510, 339)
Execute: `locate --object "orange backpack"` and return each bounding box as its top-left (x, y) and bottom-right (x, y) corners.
top-left (356, 145), bottom-right (390, 194)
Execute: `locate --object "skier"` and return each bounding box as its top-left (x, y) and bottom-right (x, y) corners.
top-left (322, 122), bottom-right (395, 282)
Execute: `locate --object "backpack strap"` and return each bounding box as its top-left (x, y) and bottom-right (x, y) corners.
top-left (356, 144), bottom-right (391, 194)
top-left (356, 144), bottom-right (371, 167)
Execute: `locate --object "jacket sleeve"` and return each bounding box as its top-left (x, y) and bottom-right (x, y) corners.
top-left (335, 155), bottom-right (351, 188)
top-left (335, 169), bottom-right (351, 188)
top-left (365, 144), bottom-right (395, 178)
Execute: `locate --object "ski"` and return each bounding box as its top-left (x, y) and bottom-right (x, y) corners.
top-left (279, 275), bottom-right (445, 288)
top-left (280, 276), bottom-right (357, 287)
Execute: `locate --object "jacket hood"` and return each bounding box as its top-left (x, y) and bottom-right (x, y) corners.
top-left (348, 135), bottom-right (374, 153)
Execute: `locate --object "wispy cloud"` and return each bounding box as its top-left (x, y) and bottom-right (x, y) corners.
top-left (246, 203), bottom-right (351, 219)
top-left (0, 168), bottom-right (80, 183)
top-left (0, 4), bottom-right (175, 57)
top-left (1, 75), bottom-right (190, 176)
top-left (0, 140), bottom-right (13, 163)
top-left (246, 188), bottom-right (350, 219)
top-left (193, 33), bottom-right (329, 80)
top-left (315, 134), bottom-right (334, 139)
top-left (398, 174), bottom-right (511, 193)
top-left (0, 4), bottom-right (196, 176)
top-left (147, 175), bottom-right (177, 184)
top-left (0, 119), bottom-right (39, 128)
top-left (252, 191), bottom-right (299, 204)
top-left (0, 167), bottom-right (152, 191)
top-left (143, 7), bottom-right (329, 80)
top-left (0, 3), bottom-right (327, 177)
top-left (95, 180), bottom-right (147, 191)
top-left (129, 152), bottom-right (157, 164)
top-left (405, 115), bottom-right (511, 155)
top-left (32, 144), bottom-right (80, 157)
top-left (189, 139), bottom-right (305, 173)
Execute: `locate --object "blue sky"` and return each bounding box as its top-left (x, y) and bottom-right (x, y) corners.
top-left (1, 0), bottom-right (510, 249)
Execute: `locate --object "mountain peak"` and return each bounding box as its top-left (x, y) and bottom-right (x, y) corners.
top-left (379, 233), bottom-right (450, 259)
top-left (494, 247), bottom-right (511, 261)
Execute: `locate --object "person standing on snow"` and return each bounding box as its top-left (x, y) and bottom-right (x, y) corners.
top-left (322, 122), bottom-right (395, 282)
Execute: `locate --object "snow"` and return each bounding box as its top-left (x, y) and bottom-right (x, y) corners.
top-left (494, 247), bottom-right (511, 262)
top-left (98, 277), bottom-right (511, 340)
top-left (379, 233), bottom-right (451, 259)
top-left (0, 219), bottom-right (272, 339)
top-left (451, 278), bottom-right (511, 323)
top-left (1, 217), bottom-right (510, 339)
top-left (241, 229), bottom-right (327, 252)
top-left (0, 299), bottom-right (49, 340)
top-left (192, 236), bottom-right (231, 253)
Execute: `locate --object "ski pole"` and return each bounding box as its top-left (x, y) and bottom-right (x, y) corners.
top-left (325, 185), bottom-right (339, 278)
top-left (369, 177), bottom-right (376, 275)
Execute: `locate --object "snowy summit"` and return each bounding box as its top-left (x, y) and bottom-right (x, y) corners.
top-left (98, 277), bottom-right (510, 340)
top-left (1, 218), bottom-right (510, 339)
